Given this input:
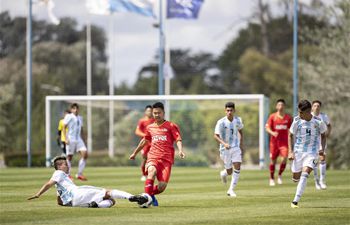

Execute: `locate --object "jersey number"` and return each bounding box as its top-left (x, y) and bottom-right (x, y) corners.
top-left (230, 129), bottom-right (234, 135)
top-left (306, 128), bottom-right (311, 136)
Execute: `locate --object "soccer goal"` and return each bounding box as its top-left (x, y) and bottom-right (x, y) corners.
top-left (45, 95), bottom-right (269, 168)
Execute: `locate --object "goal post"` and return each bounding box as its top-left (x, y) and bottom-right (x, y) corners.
top-left (46, 94), bottom-right (269, 168)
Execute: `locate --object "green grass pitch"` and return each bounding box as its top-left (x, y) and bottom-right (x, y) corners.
top-left (1, 167), bottom-right (349, 225)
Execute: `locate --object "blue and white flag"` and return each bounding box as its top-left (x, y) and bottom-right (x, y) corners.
top-left (167, 0), bottom-right (204, 19)
top-left (86, 0), bottom-right (155, 17)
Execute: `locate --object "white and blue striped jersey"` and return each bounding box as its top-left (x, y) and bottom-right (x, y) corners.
top-left (63, 113), bottom-right (83, 141)
top-left (290, 116), bottom-right (327, 154)
top-left (215, 116), bottom-right (244, 151)
top-left (51, 170), bottom-right (77, 205)
top-left (312, 112), bottom-right (330, 126)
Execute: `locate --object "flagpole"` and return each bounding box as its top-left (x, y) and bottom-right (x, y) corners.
top-left (108, 15), bottom-right (115, 158)
top-left (26, 0), bottom-right (33, 168)
top-left (86, 17), bottom-right (92, 154)
top-left (158, 0), bottom-right (164, 95)
top-left (293, 0), bottom-right (298, 116)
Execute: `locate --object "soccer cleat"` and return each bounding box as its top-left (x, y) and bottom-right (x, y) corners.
top-left (277, 176), bottom-right (283, 185)
top-left (129, 195), bottom-right (149, 205)
top-left (315, 181), bottom-right (321, 190)
top-left (88, 201), bottom-right (98, 208)
top-left (320, 181), bottom-right (327, 190)
top-left (76, 174), bottom-right (88, 181)
top-left (291, 201), bottom-right (299, 208)
top-left (269, 179), bottom-right (276, 186)
top-left (227, 190), bottom-right (237, 197)
top-left (151, 195), bottom-right (159, 206)
top-left (220, 170), bottom-right (227, 184)
top-left (140, 176), bottom-right (147, 182)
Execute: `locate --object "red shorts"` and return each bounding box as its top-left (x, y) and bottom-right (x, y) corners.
top-left (270, 144), bottom-right (288, 160)
top-left (146, 158), bottom-right (172, 183)
top-left (141, 143), bottom-right (151, 157)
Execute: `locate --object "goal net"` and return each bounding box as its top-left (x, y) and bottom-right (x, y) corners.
top-left (45, 95), bottom-right (269, 168)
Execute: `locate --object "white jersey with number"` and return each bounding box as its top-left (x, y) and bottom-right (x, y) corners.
top-left (312, 112), bottom-right (330, 125)
top-left (51, 170), bottom-right (78, 205)
top-left (63, 113), bottom-right (83, 141)
top-left (215, 116), bottom-right (244, 151)
top-left (290, 116), bottom-right (327, 154)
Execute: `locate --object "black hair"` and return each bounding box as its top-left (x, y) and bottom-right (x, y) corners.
top-left (152, 102), bottom-right (164, 111)
top-left (52, 156), bottom-right (67, 170)
top-left (225, 102), bottom-right (235, 109)
top-left (70, 103), bottom-right (79, 109)
top-left (276, 99), bottom-right (286, 104)
top-left (298, 99), bottom-right (312, 112)
top-left (145, 105), bottom-right (153, 110)
top-left (65, 109), bottom-right (71, 113)
top-left (312, 100), bottom-right (322, 107)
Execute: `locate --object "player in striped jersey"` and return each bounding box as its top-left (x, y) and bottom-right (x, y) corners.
top-left (214, 102), bottom-right (244, 197)
top-left (288, 100), bottom-right (327, 208)
top-left (27, 156), bottom-right (148, 208)
top-left (311, 100), bottom-right (332, 190)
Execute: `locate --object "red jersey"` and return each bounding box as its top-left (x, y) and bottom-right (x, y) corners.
top-left (265, 113), bottom-right (292, 147)
top-left (144, 121), bottom-right (182, 164)
top-left (137, 117), bottom-right (155, 137)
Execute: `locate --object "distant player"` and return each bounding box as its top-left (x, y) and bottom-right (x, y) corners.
top-left (289, 100), bottom-right (327, 208)
top-left (265, 99), bottom-right (292, 186)
top-left (129, 102), bottom-right (185, 206)
top-left (62, 103), bottom-right (88, 181)
top-left (135, 105), bottom-right (155, 181)
top-left (312, 100), bottom-right (331, 190)
top-left (214, 102), bottom-right (244, 197)
top-left (57, 109), bottom-right (70, 155)
top-left (28, 156), bottom-right (148, 208)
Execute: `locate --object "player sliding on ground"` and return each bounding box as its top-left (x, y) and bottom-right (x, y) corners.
top-left (28, 156), bottom-right (148, 208)
top-left (214, 102), bottom-right (244, 197)
top-left (289, 100), bottom-right (327, 208)
top-left (129, 102), bottom-right (186, 206)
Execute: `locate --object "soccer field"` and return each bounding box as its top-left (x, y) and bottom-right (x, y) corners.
top-left (1, 167), bottom-right (349, 225)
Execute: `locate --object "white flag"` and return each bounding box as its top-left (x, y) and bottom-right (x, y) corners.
top-left (37, 0), bottom-right (60, 25)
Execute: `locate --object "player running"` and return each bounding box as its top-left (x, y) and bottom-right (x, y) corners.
top-left (289, 100), bottom-right (327, 208)
top-left (135, 105), bottom-right (155, 181)
top-left (311, 100), bottom-right (331, 190)
top-left (57, 109), bottom-right (70, 155)
top-left (265, 99), bottom-right (292, 186)
top-left (129, 102), bottom-right (186, 206)
top-left (62, 103), bottom-right (88, 181)
top-left (28, 156), bottom-right (148, 208)
top-left (214, 102), bottom-right (244, 197)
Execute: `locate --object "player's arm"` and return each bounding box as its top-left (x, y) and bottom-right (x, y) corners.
top-left (214, 134), bottom-right (230, 149)
top-left (238, 129), bottom-right (244, 152)
top-left (265, 126), bottom-right (278, 137)
top-left (319, 132), bottom-right (327, 156)
top-left (288, 131), bottom-right (294, 160)
top-left (81, 127), bottom-right (87, 144)
top-left (176, 140), bottom-right (185, 159)
top-left (326, 124), bottom-right (332, 137)
top-left (28, 180), bottom-right (56, 200)
top-left (135, 126), bottom-right (146, 138)
top-left (129, 138), bottom-right (148, 160)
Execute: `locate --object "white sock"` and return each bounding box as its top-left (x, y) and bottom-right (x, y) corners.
top-left (313, 165), bottom-right (319, 183)
top-left (97, 199), bottom-right (114, 208)
top-left (110, 190), bottom-right (132, 199)
top-left (229, 169), bottom-right (240, 191)
top-left (320, 161), bottom-right (326, 183)
top-left (221, 169), bottom-right (228, 177)
top-left (78, 158), bottom-right (86, 176)
top-left (293, 172), bottom-right (309, 203)
top-left (67, 159), bottom-right (72, 175)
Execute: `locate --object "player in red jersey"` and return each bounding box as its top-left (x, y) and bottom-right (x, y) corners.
top-left (135, 105), bottom-right (155, 181)
top-left (129, 102), bottom-right (185, 206)
top-left (265, 99), bottom-right (292, 186)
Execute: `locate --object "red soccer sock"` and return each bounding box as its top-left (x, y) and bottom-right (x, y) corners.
top-left (269, 164), bottom-right (275, 179)
top-left (144, 179), bottom-right (154, 195)
top-left (152, 185), bottom-right (161, 195)
top-left (278, 163), bottom-right (286, 176)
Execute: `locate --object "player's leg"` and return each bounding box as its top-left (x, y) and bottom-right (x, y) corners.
top-left (269, 144), bottom-right (278, 186)
top-left (319, 153), bottom-right (327, 189)
top-left (291, 154), bottom-right (317, 208)
top-left (227, 149), bottom-right (242, 197)
top-left (105, 189), bottom-right (148, 206)
top-left (313, 160), bottom-right (321, 190)
top-left (277, 147), bottom-right (288, 184)
top-left (76, 140), bottom-right (88, 181)
top-left (219, 149), bottom-right (231, 184)
top-left (140, 148), bottom-right (148, 181)
top-left (152, 160), bottom-right (172, 195)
